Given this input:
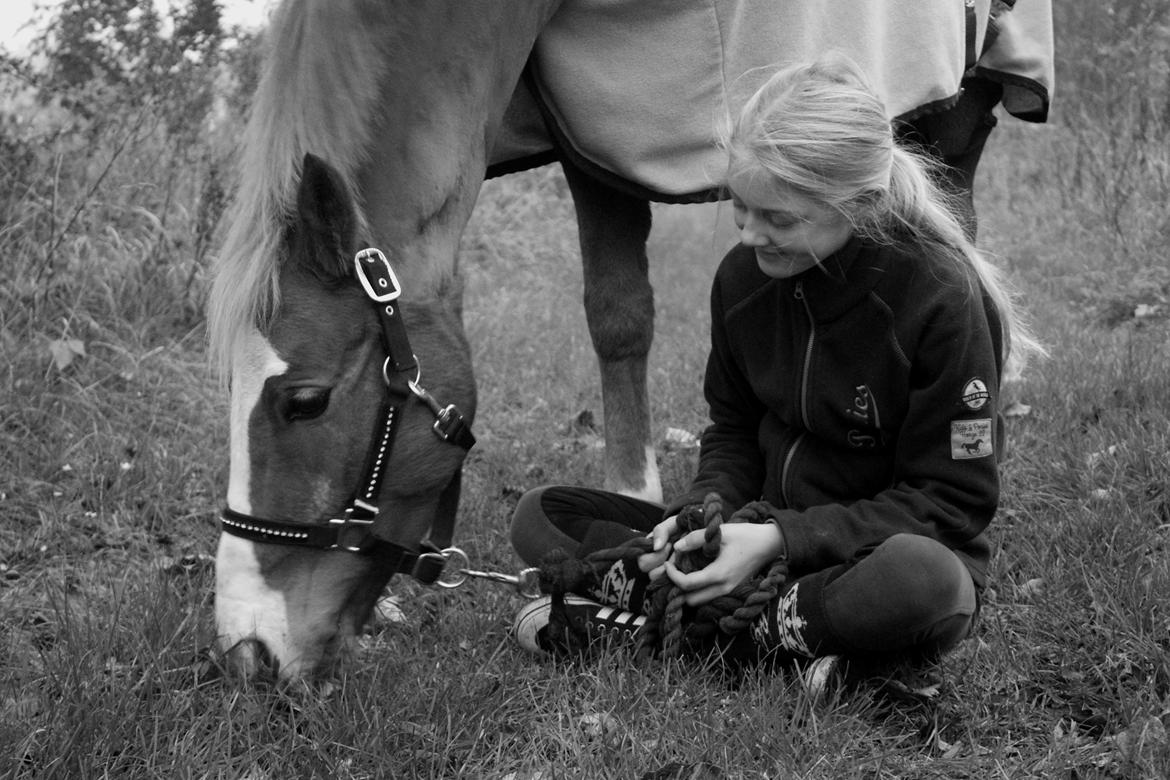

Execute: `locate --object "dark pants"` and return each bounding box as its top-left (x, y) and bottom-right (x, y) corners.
top-left (511, 486), bottom-right (979, 663)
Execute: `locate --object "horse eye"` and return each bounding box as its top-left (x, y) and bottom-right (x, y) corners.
top-left (285, 387), bottom-right (331, 422)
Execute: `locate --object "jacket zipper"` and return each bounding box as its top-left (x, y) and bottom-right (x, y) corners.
top-left (780, 432), bottom-right (804, 508)
top-left (794, 281), bottom-right (814, 430)
top-left (783, 281), bottom-right (815, 507)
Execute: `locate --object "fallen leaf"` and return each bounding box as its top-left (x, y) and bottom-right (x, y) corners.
top-left (1002, 401), bottom-right (1032, 418)
top-left (578, 711), bottom-right (620, 741)
top-left (156, 554), bottom-right (215, 575)
top-left (932, 734), bottom-right (962, 759)
top-left (566, 409), bottom-right (598, 436)
top-left (374, 595), bottom-right (407, 624)
top-left (1019, 577), bottom-right (1045, 599)
top-left (881, 676), bottom-right (941, 702)
top-left (664, 427), bottom-right (699, 449)
top-left (1086, 444), bottom-right (1119, 468)
top-left (1112, 715), bottom-right (1168, 762)
top-left (48, 338), bottom-right (86, 370)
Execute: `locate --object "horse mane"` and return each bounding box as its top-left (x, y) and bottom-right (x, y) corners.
top-left (207, 0), bottom-right (391, 379)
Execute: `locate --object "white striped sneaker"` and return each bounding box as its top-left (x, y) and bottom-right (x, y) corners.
top-left (512, 594), bottom-right (646, 655)
top-left (800, 654), bottom-right (844, 703)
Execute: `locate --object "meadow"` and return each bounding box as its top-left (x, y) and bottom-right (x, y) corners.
top-left (2, 5), bottom-right (1170, 779)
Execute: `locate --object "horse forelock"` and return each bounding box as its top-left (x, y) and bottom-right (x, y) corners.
top-left (209, 0), bottom-right (397, 381)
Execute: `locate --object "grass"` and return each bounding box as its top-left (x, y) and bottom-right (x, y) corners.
top-left (4, 24), bottom-right (1170, 780)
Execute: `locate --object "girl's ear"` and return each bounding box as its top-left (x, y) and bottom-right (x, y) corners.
top-left (293, 153), bottom-right (358, 271)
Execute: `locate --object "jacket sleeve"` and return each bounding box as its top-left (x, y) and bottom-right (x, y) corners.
top-left (664, 259), bottom-right (769, 516)
top-left (775, 276), bottom-right (1003, 572)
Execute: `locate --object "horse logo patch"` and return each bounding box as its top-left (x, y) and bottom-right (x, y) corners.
top-left (961, 378), bottom-right (990, 410)
top-left (951, 419), bottom-right (993, 460)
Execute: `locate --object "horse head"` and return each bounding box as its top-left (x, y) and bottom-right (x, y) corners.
top-left (214, 154), bottom-right (476, 679)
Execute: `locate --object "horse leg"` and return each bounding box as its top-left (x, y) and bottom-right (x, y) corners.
top-left (561, 160), bottom-right (660, 502)
top-left (897, 76), bottom-right (1004, 238)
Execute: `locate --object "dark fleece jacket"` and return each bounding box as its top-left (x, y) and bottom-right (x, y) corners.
top-left (665, 236), bottom-right (1004, 588)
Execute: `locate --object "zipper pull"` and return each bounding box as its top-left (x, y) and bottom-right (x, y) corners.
top-left (794, 281), bottom-right (804, 300)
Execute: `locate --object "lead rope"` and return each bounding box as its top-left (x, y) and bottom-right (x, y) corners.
top-left (538, 492), bottom-right (789, 660)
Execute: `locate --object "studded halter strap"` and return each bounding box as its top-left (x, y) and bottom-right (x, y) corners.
top-left (220, 248), bottom-right (475, 583)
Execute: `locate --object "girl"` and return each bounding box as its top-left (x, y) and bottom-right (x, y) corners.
top-left (509, 56), bottom-right (1042, 684)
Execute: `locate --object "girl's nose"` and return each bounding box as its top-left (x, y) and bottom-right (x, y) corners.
top-left (738, 215), bottom-right (771, 247)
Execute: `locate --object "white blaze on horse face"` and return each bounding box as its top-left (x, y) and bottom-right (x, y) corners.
top-left (226, 329), bottom-right (288, 514)
top-left (216, 330), bottom-right (294, 673)
top-left (216, 533), bottom-right (292, 674)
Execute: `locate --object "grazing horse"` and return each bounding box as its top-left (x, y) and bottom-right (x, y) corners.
top-left (209, 0), bottom-right (1052, 678)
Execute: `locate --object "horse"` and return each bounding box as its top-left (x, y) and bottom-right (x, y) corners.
top-left (208, 0), bottom-right (1053, 678)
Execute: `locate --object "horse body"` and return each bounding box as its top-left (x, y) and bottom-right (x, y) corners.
top-left (210, 0), bottom-right (1052, 678)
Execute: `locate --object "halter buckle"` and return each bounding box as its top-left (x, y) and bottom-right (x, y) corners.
top-left (331, 500), bottom-right (378, 552)
top-left (355, 248), bottom-right (402, 303)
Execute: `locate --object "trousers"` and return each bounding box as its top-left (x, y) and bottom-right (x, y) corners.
top-left (510, 485), bottom-right (980, 662)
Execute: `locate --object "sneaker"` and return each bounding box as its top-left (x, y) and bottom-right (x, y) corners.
top-left (512, 594), bottom-right (646, 655)
top-left (800, 654), bottom-right (843, 704)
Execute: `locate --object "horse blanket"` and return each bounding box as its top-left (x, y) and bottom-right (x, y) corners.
top-left (489, 0), bottom-right (1054, 202)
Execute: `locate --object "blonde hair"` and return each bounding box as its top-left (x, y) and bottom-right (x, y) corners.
top-left (723, 55), bottom-right (1044, 380)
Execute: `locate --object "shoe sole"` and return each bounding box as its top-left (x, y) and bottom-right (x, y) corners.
top-left (512, 594), bottom-right (601, 653)
top-left (802, 655), bottom-right (842, 702)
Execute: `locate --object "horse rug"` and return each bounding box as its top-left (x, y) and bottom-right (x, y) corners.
top-left (489, 0), bottom-right (1054, 202)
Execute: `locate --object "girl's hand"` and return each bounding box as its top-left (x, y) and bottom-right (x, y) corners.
top-left (636, 514), bottom-right (679, 580)
top-left (664, 523), bottom-right (785, 606)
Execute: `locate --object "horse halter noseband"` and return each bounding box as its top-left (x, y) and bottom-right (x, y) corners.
top-left (220, 248), bottom-right (476, 582)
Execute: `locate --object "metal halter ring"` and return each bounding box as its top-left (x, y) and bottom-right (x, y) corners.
top-left (435, 546), bottom-right (472, 589)
top-left (433, 547), bottom-right (542, 598)
top-left (382, 355), bottom-right (422, 388)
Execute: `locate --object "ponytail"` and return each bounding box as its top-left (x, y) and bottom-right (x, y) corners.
top-left (859, 144), bottom-right (1045, 381)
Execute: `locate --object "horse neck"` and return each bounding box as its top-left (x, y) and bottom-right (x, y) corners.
top-left (351, 0), bottom-right (564, 299)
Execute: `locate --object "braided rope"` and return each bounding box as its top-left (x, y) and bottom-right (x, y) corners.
top-left (657, 494), bottom-right (722, 657)
top-left (538, 493), bottom-right (789, 661)
top-left (712, 501), bottom-right (790, 636)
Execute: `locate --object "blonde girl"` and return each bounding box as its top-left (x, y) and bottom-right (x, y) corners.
top-left (508, 55), bottom-right (1040, 689)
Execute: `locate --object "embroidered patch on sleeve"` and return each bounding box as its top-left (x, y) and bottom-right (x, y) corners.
top-left (951, 418), bottom-right (994, 459)
top-left (961, 378), bottom-right (990, 410)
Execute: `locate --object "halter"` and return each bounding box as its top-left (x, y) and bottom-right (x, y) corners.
top-left (220, 248), bottom-right (476, 583)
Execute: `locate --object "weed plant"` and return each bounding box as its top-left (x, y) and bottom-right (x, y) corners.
top-left (2, 5), bottom-right (1170, 779)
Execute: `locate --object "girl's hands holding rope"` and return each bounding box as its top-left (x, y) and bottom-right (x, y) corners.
top-left (636, 514), bottom-right (679, 580)
top-left (664, 522), bottom-right (786, 606)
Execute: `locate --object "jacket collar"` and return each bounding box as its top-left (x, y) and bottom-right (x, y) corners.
top-left (786, 236), bottom-right (889, 322)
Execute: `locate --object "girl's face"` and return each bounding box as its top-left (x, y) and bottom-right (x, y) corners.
top-left (728, 169), bottom-right (854, 279)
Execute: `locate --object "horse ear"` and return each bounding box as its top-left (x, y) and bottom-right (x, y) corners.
top-left (294, 153), bottom-right (358, 269)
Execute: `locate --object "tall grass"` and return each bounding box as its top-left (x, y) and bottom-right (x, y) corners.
top-left (3, 5), bottom-right (1170, 778)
